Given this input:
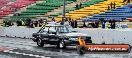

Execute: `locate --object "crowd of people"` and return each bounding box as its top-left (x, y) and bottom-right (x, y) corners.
top-left (59, 18), bottom-right (117, 29)
top-left (3, 19), bottom-right (44, 28)
top-left (2, 18), bottom-right (117, 29)
top-left (60, 18), bottom-right (78, 28)
top-left (79, 19), bottom-right (116, 29)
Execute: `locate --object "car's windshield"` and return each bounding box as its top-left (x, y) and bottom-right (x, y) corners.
top-left (43, 25), bottom-right (76, 33)
top-left (56, 26), bottom-right (74, 33)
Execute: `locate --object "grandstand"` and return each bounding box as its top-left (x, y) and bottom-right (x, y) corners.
top-left (0, 0), bottom-right (131, 23)
top-left (83, 4), bottom-right (132, 21)
top-left (8, 0), bottom-right (74, 20)
top-left (0, 0), bottom-right (36, 18)
top-left (55, 0), bottom-right (125, 22)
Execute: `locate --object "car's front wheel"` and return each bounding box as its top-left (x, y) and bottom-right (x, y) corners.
top-left (37, 38), bottom-right (44, 47)
top-left (57, 39), bottom-right (66, 49)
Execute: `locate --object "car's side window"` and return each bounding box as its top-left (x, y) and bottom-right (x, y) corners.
top-left (39, 28), bottom-right (48, 34)
top-left (47, 27), bottom-right (56, 34)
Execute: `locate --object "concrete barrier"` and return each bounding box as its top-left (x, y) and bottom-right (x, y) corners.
top-left (75, 28), bottom-right (132, 45)
top-left (0, 27), bottom-right (132, 45)
top-left (0, 26), bottom-right (4, 36)
top-left (2, 27), bottom-right (40, 38)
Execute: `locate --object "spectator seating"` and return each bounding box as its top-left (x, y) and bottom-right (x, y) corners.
top-left (10, 0), bottom-right (73, 19)
top-left (0, 0), bottom-right (36, 18)
top-left (55, 0), bottom-right (125, 22)
top-left (83, 4), bottom-right (132, 21)
top-left (0, 0), bottom-right (10, 8)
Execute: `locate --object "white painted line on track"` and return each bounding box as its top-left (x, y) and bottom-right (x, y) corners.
top-left (3, 50), bottom-right (50, 58)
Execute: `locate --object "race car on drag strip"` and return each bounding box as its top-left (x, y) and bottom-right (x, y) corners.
top-left (32, 24), bottom-right (92, 49)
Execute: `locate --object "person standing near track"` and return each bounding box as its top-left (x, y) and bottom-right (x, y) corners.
top-left (111, 19), bottom-right (116, 29)
top-left (95, 20), bottom-right (99, 28)
top-left (100, 18), bottom-right (106, 29)
top-left (74, 20), bottom-right (78, 28)
top-left (71, 19), bottom-right (75, 28)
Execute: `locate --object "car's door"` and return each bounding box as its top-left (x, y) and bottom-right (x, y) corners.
top-left (47, 27), bottom-right (58, 41)
top-left (39, 27), bottom-right (49, 40)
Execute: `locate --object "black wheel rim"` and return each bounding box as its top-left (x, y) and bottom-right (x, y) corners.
top-left (38, 39), bottom-right (41, 46)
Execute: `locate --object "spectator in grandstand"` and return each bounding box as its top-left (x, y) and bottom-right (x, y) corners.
top-left (74, 20), bottom-right (78, 28)
top-left (76, 4), bottom-right (79, 9)
top-left (79, 2), bottom-right (82, 8)
top-left (113, 2), bottom-right (116, 9)
top-left (108, 6), bottom-right (110, 10)
top-left (110, 2), bottom-right (116, 9)
top-left (110, 2), bottom-right (113, 9)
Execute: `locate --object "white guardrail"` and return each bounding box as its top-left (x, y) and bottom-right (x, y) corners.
top-left (0, 27), bottom-right (132, 45)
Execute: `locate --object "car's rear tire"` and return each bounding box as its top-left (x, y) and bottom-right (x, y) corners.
top-left (77, 46), bottom-right (86, 54)
top-left (37, 38), bottom-right (44, 47)
top-left (57, 39), bottom-right (66, 49)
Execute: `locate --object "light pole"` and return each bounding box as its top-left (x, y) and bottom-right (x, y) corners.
top-left (62, 0), bottom-right (66, 21)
